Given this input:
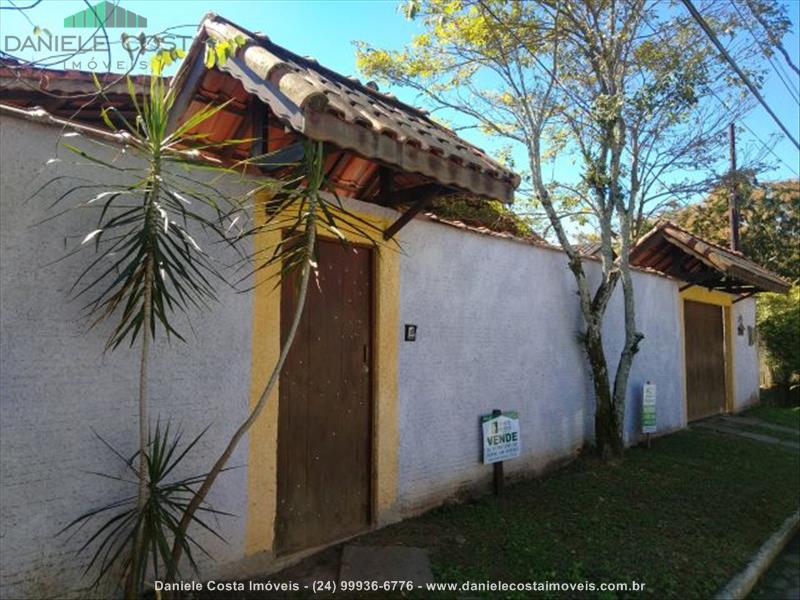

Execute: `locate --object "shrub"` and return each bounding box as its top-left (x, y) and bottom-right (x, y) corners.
top-left (757, 285), bottom-right (800, 388)
top-left (427, 196), bottom-right (539, 240)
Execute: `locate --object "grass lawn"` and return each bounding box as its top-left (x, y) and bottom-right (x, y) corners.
top-left (201, 422), bottom-right (799, 599)
top-left (357, 428), bottom-right (799, 598)
top-left (744, 404), bottom-right (800, 430)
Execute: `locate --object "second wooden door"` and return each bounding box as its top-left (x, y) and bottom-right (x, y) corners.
top-left (684, 300), bottom-right (727, 421)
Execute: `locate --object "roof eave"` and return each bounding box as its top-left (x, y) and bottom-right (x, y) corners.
top-left (186, 14), bottom-right (518, 203)
top-left (630, 222), bottom-right (791, 295)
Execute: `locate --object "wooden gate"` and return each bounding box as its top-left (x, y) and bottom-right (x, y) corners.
top-left (276, 238), bottom-right (373, 554)
top-left (684, 300), bottom-right (727, 421)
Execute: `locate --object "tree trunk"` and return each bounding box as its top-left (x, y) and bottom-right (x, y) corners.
top-left (166, 202), bottom-right (318, 582)
top-left (611, 170), bottom-right (644, 449)
top-left (611, 256), bottom-right (640, 441)
top-left (585, 324), bottom-right (622, 458)
top-left (527, 145), bottom-right (624, 460)
top-left (137, 256), bottom-right (154, 508)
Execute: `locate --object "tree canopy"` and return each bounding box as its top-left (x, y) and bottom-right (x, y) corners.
top-left (669, 178), bottom-right (799, 283)
top-left (356, 0), bottom-right (771, 457)
top-left (357, 0), bottom-right (765, 242)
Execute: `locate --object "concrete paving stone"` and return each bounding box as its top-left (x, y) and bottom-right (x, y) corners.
top-left (695, 419), bottom-right (800, 450)
top-left (720, 415), bottom-right (799, 436)
top-left (749, 535), bottom-right (800, 600)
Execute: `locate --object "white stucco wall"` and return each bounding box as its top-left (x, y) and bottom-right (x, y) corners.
top-left (732, 297), bottom-right (760, 411)
top-left (0, 116), bottom-right (253, 599)
top-left (395, 219), bottom-right (686, 515)
top-left (395, 220), bottom-right (589, 512)
top-left (1, 113), bottom-right (766, 597)
top-left (600, 268), bottom-right (687, 442)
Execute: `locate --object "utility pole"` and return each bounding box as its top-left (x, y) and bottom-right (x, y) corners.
top-left (729, 123), bottom-right (740, 252)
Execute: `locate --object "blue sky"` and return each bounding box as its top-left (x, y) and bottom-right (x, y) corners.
top-left (1, 0), bottom-right (798, 193)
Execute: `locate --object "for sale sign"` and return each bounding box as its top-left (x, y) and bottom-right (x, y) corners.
top-left (482, 411), bottom-right (520, 464)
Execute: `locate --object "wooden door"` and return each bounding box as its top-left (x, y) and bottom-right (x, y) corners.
top-left (276, 238), bottom-right (372, 554)
top-left (684, 300), bottom-right (727, 421)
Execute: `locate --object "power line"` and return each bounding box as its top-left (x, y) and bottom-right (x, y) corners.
top-left (729, 0), bottom-right (799, 104)
top-left (740, 119), bottom-right (799, 177)
top-left (704, 83), bottom-right (800, 177)
top-left (638, 10), bottom-right (799, 178)
top-left (744, 0), bottom-right (800, 77)
top-left (680, 0), bottom-right (800, 150)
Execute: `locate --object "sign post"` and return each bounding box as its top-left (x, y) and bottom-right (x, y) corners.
top-left (642, 382), bottom-right (656, 448)
top-left (491, 409), bottom-right (504, 494)
top-left (482, 409), bottom-right (520, 495)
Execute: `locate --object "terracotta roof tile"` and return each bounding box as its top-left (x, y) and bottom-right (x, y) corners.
top-left (182, 14), bottom-right (518, 202)
top-left (630, 220), bottom-right (790, 294)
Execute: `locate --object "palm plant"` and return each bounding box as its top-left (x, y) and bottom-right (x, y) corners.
top-left (39, 47), bottom-right (386, 597)
top-left (36, 49), bottom-right (251, 596)
top-left (60, 423), bottom-right (234, 591)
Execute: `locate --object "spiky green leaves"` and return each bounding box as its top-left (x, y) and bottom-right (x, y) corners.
top-left (59, 423), bottom-right (233, 591)
top-left (150, 48), bottom-right (186, 77)
top-left (35, 65), bottom-right (252, 351)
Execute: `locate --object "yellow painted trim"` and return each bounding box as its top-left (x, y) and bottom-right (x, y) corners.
top-left (680, 286), bottom-right (733, 307)
top-left (244, 196), bottom-right (399, 555)
top-left (244, 210), bottom-right (281, 555)
top-left (678, 297), bottom-right (688, 425)
top-left (723, 305), bottom-right (735, 412)
top-left (372, 238), bottom-right (400, 522)
top-left (679, 287), bottom-right (736, 416)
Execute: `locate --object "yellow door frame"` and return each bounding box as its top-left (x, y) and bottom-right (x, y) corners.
top-left (679, 286), bottom-right (736, 420)
top-left (244, 194), bottom-right (399, 557)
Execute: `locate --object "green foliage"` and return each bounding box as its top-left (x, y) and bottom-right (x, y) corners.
top-left (757, 285), bottom-right (800, 387)
top-left (743, 0), bottom-right (795, 60)
top-left (203, 35), bottom-right (247, 70)
top-left (237, 139), bottom-right (386, 291)
top-left (33, 24), bottom-right (52, 38)
top-left (44, 45), bottom-right (386, 595)
top-left (36, 46), bottom-right (384, 353)
top-left (427, 195), bottom-right (538, 239)
top-left (355, 0), bottom-right (763, 243)
top-left (670, 179), bottom-right (800, 283)
top-left (35, 65), bottom-right (253, 351)
top-left (670, 179), bottom-right (799, 387)
top-left (150, 48), bottom-right (186, 77)
top-left (162, 139), bottom-right (387, 582)
top-left (59, 423), bottom-right (231, 593)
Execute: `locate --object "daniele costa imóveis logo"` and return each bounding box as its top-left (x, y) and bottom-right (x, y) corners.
top-left (2, 1), bottom-right (193, 72)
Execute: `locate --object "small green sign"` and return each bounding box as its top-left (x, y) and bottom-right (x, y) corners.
top-left (642, 382), bottom-right (656, 434)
